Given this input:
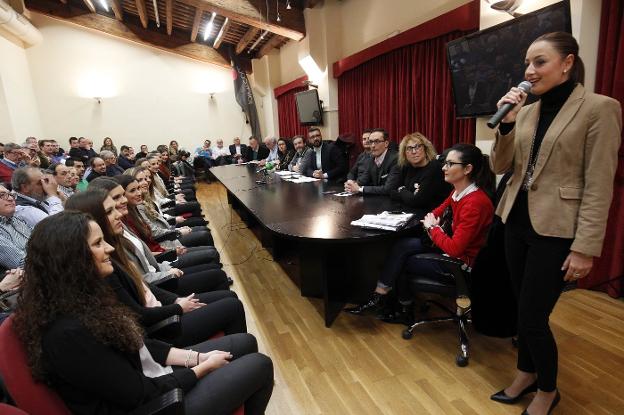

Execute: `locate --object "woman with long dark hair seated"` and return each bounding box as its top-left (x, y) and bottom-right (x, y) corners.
top-left (87, 177), bottom-right (230, 295)
top-left (116, 175), bottom-right (221, 271)
top-left (388, 132), bottom-right (451, 216)
top-left (345, 143), bottom-right (495, 322)
top-left (65, 191), bottom-right (246, 347)
top-left (14, 211), bottom-right (274, 414)
top-left (276, 138), bottom-right (295, 171)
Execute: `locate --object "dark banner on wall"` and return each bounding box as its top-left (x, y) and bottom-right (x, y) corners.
top-left (229, 47), bottom-right (261, 139)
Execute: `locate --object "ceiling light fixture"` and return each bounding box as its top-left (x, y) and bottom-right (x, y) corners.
top-left (276, 0), bottom-right (281, 22)
top-left (286, 0), bottom-right (291, 10)
top-left (213, 17), bottom-right (228, 46)
top-left (153, 0), bottom-right (160, 27)
top-left (203, 11), bottom-right (217, 41)
top-left (97, 0), bottom-right (109, 11)
top-left (249, 30), bottom-right (268, 52)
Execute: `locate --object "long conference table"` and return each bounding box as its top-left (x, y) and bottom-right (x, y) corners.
top-left (211, 164), bottom-right (422, 327)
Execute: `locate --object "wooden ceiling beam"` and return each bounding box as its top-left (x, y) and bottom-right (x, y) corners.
top-left (190, 6), bottom-right (203, 42)
top-left (165, 0), bottom-right (173, 35)
top-left (235, 26), bottom-right (258, 54)
top-left (110, 0), bottom-right (123, 21)
top-left (81, 0), bottom-right (96, 13)
top-left (135, 0), bottom-right (148, 28)
top-left (181, 0), bottom-right (304, 41)
top-left (257, 34), bottom-right (282, 58)
top-left (23, 1), bottom-right (252, 71)
top-left (212, 17), bottom-right (230, 49)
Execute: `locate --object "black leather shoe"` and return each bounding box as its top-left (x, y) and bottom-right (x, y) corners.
top-left (490, 381), bottom-right (538, 404)
top-left (378, 304), bottom-right (414, 325)
top-left (227, 277), bottom-right (234, 286)
top-left (521, 390), bottom-right (560, 415)
top-left (344, 293), bottom-right (385, 315)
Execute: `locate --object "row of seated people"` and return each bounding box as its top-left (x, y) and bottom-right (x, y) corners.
top-left (0, 147), bottom-right (275, 413)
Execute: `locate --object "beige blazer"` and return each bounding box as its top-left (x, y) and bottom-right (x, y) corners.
top-left (491, 84), bottom-right (622, 257)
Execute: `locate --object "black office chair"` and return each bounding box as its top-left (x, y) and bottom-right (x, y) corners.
top-left (400, 251), bottom-right (477, 367)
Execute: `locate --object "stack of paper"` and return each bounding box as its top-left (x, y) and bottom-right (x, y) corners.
top-left (351, 211), bottom-right (414, 231)
top-left (283, 176), bottom-right (320, 183)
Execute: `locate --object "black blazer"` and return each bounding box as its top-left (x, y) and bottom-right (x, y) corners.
top-left (302, 142), bottom-right (347, 181)
top-left (229, 144), bottom-right (248, 156)
top-left (388, 159), bottom-right (451, 211)
top-left (42, 317), bottom-right (197, 415)
top-left (107, 266), bottom-right (182, 327)
top-left (359, 149), bottom-right (399, 195)
top-left (347, 151), bottom-right (371, 182)
top-left (242, 145), bottom-right (269, 162)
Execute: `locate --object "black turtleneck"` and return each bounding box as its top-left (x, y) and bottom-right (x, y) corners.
top-left (500, 79), bottom-right (576, 166)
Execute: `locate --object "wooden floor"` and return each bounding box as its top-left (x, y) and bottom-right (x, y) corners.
top-left (196, 182), bottom-right (624, 415)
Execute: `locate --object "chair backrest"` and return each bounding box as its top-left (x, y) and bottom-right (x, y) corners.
top-left (0, 316), bottom-right (71, 415)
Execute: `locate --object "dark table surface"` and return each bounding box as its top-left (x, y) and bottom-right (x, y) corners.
top-left (211, 164), bottom-right (422, 243)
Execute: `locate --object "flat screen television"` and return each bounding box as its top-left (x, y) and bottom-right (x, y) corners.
top-left (295, 89), bottom-right (323, 125)
top-left (447, 0), bottom-right (571, 118)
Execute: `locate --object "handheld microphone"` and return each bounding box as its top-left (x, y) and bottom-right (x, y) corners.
top-left (486, 81), bottom-right (532, 129)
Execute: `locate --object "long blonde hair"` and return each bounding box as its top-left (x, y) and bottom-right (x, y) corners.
top-left (398, 132), bottom-right (437, 167)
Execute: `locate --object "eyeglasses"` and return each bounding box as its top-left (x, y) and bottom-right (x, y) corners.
top-left (368, 139), bottom-right (386, 145)
top-left (406, 144), bottom-right (424, 153)
top-left (0, 192), bottom-right (15, 201)
top-left (309, 133), bottom-right (322, 139)
top-left (443, 160), bottom-right (468, 168)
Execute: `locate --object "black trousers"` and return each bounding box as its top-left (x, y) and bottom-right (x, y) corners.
top-left (172, 268), bottom-right (230, 296)
top-left (504, 192), bottom-right (572, 392)
top-left (179, 333), bottom-right (274, 415)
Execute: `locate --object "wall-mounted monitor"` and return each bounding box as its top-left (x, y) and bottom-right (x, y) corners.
top-left (295, 89), bottom-right (323, 125)
top-left (447, 0), bottom-right (571, 118)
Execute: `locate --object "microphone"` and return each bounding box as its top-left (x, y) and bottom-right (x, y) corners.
top-left (486, 81), bottom-right (532, 128)
top-left (256, 161), bottom-right (275, 174)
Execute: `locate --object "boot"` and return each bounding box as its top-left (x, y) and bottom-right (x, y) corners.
top-left (344, 292), bottom-right (386, 315)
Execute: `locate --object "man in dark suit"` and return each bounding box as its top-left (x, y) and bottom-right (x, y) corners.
top-left (344, 128), bottom-right (398, 195)
top-left (242, 136), bottom-right (269, 162)
top-left (229, 137), bottom-right (247, 163)
top-left (302, 128), bottom-right (347, 182)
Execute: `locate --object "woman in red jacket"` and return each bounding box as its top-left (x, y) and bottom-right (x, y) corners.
top-left (346, 143), bottom-right (495, 320)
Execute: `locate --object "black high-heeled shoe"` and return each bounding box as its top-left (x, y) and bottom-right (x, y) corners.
top-left (521, 390), bottom-right (560, 415)
top-left (490, 380), bottom-right (538, 404)
top-left (344, 292), bottom-right (385, 315)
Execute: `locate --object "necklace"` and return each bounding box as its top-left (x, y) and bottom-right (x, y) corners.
top-left (521, 114), bottom-right (541, 192)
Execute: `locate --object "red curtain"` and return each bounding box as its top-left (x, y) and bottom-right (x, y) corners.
top-left (337, 30), bottom-right (476, 153)
top-left (578, 0), bottom-right (624, 298)
top-left (276, 85), bottom-right (309, 138)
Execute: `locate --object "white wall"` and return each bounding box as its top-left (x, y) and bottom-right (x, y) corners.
top-left (0, 28), bottom-right (43, 143)
top-left (25, 13), bottom-right (253, 152)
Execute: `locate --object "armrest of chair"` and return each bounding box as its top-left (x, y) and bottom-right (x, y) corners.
top-left (155, 250), bottom-right (177, 263)
top-left (162, 200), bottom-right (175, 209)
top-left (129, 388), bottom-right (185, 415)
top-left (154, 275), bottom-right (178, 291)
top-left (146, 315), bottom-right (181, 339)
top-left (154, 230), bottom-right (180, 243)
top-left (167, 217), bottom-right (176, 226)
top-left (413, 253), bottom-right (471, 309)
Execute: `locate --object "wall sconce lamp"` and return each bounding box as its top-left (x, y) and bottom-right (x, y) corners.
top-left (209, 92), bottom-right (215, 100)
top-left (94, 97), bottom-right (102, 104)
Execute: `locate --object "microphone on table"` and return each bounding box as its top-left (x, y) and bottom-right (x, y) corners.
top-left (486, 80), bottom-right (532, 128)
top-left (256, 161), bottom-right (275, 174)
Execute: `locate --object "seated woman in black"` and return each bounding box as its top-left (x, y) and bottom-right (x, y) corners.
top-left (14, 211), bottom-right (274, 415)
top-left (65, 190), bottom-right (246, 348)
top-left (85, 178), bottom-right (230, 295)
top-left (346, 144), bottom-right (495, 322)
top-left (387, 132), bottom-right (451, 216)
top-left (276, 138), bottom-right (295, 171)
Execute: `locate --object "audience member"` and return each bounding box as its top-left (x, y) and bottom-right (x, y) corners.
top-left (344, 128), bottom-right (398, 195)
top-left (37, 140), bottom-right (54, 168)
top-left (276, 138), bottom-right (295, 171)
top-left (229, 137), bottom-right (247, 163)
top-left (14, 211), bottom-right (274, 415)
top-left (242, 136), bottom-right (269, 163)
top-left (136, 144), bottom-right (149, 160)
top-left (302, 128), bottom-right (347, 181)
top-left (261, 136), bottom-right (279, 165)
top-left (50, 162), bottom-right (74, 200)
top-left (86, 157), bottom-right (107, 182)
top-left (69, 137), bottom-right (98, 163)
top-left (169, 140), bottom-right (180, 161)
top-left (50, 140), bottom-right (65, 163)
top-left (100, 137), bottom-right (118, 156)
top-left (0, 143), bottom-right (25, 185)
top-left (65, 157), bottom-right (88, 191)
top-left (0, 185), bottom-right (31, 270)
top-left (388, 132), bottom-right (451, 214)
top-left (347, 130), bottom-right (372, 182)
top-left (11, 167), bottom-right (63, 227)
top-left (68, 136), bottom-right (79, 151)
top-left (118, 145), bottom-right (134, 169)
top-left (100, 150), bottom-right (124, 176)
top-left (211, 139), bottom-right (231, 166)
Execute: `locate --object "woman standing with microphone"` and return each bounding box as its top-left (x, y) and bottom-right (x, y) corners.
top-left (490, 32), bottom-right (621, 415)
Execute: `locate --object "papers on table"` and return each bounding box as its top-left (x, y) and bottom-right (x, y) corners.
top-left (274, 171), bottom-right (296, 177)
top-left (351, 211), bottom-right (415, 231)
top-left (284, 176), bottom-right (320, 183)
